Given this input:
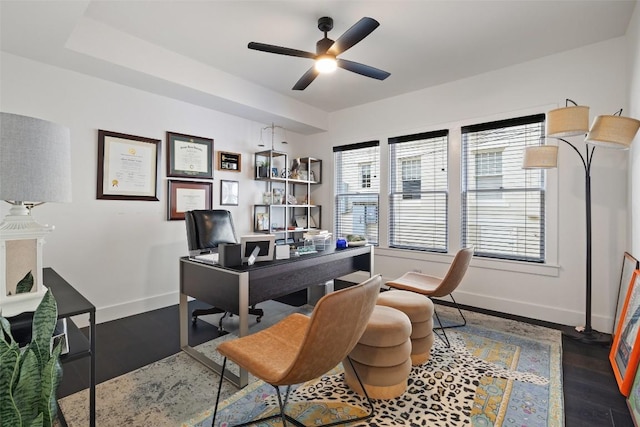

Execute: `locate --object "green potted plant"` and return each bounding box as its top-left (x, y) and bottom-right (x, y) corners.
top-left (257, 160), bottom-right (270, 178)
top-left (0, 289), bottom-right (63, 427)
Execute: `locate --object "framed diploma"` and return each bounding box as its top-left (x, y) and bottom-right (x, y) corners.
top-left (167, 180), bottom-right (212, 220)
top-left (218, 151), bottom-right (241, 172)
top-left (220, 180), bottom-right (239, 206)
top-left (167, 131), bottom-right (214, 179)
top-left (97, 130), bottom-right (161, 201)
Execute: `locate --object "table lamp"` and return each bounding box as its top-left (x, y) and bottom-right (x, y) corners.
top-left (0, 112), bottom-right (72, 317)
top-left (523, 99), bottom-right (640, 344)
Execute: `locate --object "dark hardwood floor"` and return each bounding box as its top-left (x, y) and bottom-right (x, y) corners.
top-left (58, 292), bottom-right (634, 427)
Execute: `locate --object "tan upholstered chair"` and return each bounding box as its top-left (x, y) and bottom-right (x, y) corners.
top-left (385, 246), bottom-right (473, 348)
top-left (212, 275), bottom-right (382, 427)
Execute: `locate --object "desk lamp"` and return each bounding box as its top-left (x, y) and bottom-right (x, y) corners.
top-left (0, 112), bottom-right (72, 317)
top-left (523, 99), bottom-right (640, 344)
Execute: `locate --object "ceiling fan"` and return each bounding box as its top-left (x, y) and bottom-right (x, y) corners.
top-left (248, 16), bottom-right (391, 90)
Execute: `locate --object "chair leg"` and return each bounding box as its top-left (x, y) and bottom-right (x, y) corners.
top-left (432, 307), bottom-right (451, 348)
top-left (431, 294), bottom-right (467, 349)
top-left (211, 357), bottom-right (228, 427)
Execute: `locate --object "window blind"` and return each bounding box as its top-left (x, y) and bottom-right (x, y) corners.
top-left (461, 114), bottom-right (546, 262)
top-left (334, 141), bottom-right (380, 244)
top-left (389, 130), bottom-right (448, 252)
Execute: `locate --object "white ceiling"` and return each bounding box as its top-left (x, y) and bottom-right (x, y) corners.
top-left (1, 0), bottom-right (637, 133)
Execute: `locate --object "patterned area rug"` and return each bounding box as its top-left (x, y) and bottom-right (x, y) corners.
top-left (58, 305), bottom-right (563, 426)
top-left (189, 306), bottom-right (563, 427)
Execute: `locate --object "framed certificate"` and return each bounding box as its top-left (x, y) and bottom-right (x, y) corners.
top-left (167, 131), bottom-right (214, 179)
top-left (167, 180), bottom-right (212, 220)
top-left (220, 180), bottom-right (239, 206)
top-left (97, 130), bottom-right (161, 201)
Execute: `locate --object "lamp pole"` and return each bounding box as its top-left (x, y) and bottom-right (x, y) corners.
top-left (559, 138), bottom-right (609, 344)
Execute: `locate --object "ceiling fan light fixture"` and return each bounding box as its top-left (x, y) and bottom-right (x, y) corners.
top-left (315, 54), bottom-right (337, 73)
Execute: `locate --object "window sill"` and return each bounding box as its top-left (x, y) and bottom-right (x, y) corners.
top-left (374, 247), bottom-right (560, 277)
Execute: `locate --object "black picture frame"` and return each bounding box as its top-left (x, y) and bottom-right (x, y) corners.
top-left (167, 131), bottom-right (214, 179)
top-left (97, 130), bottom-right (160, 201)
top-left (220, 180), bottom-right (239, 206)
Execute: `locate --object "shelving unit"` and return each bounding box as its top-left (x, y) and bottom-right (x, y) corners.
top-left (254, 149), bottom-right (322, 244)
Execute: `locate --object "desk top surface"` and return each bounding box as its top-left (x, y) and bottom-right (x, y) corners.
top-left (182, 244), bottom-right (372, 273)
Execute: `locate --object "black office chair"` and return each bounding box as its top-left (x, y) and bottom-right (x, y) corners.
top-left (184, 209), bottom-right (263, 330)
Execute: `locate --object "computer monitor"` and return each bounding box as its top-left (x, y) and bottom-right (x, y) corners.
top-left (240, 234), bottom-right (275, 264)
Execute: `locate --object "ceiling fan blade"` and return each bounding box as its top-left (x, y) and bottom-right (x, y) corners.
top-left (337, 58), bottom-right (390, 80)
top-left (328, 17), bottom-right (379, 56)
top-left (248, 42), bottom-right (316, 59)
top-left (292, 67), bottom-right (319, 90)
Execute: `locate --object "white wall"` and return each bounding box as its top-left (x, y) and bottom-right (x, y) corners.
top-left (0, 52), bottom-right (304, 324)
top-left (629, 3), bottom-right (640, 258)
top-left (1, 31), bottom-right (636, 333)
top-left (308, 37), bottom-right (631, 332)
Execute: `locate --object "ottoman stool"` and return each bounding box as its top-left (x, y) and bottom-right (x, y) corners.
top-left (343, 305), bottom-right (412, 399)
top-left (377, 290), bottom-right (435, 365)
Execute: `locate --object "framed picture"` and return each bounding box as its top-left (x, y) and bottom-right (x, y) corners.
top-left (167, 180), bottom-right (212, 220)
top-left (610, 269), bottom-right (640, 396)
top-left (97, 130), bottom-right (161, 201)
top-left (167, 131), bottom-right (214, 179)
top-left (220, 180), bottom-right (239, 206)
top-left (615, 253), bottom-right (640, 335)
top-left (629, 369), bottom-right (640, 427)
top-left (218, 151), bottom-right (241, 172)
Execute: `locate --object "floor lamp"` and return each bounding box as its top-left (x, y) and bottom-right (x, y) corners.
top-left (523, 100), bottom-right (640, 344)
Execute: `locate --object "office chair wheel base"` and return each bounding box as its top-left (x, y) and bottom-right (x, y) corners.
top-left (256, 316), bottom-right (262, 323)
top-left (192, 317), bottom-right (197, 325)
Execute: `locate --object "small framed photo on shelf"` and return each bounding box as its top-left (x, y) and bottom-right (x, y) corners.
top-left (97, 130), bottom-right (161, 201)
top-left (167, 180), bottom-right (212, 221)
top-left (610, 269), bottom-right (640, 396)
top-left (218, 151), bottom-right (241, 172)
top-left (166, 131), bottom-right (214, 179)
top-left (220, 180), bottom-right (239, 206)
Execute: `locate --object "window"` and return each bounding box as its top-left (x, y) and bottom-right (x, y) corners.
top-left (461, 114), bottom-right (546, 262)
top-left (475, 150), bottom-right (503, 200)
top-left (389, 130), bottom-right (448, 252)
top-left (334, 141), bottom-right (380, 244)
top-left (361, 163), bottom-right (372, 188)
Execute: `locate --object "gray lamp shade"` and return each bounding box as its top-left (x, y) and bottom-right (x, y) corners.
top-left (0, 113), bottom-right (72, 203)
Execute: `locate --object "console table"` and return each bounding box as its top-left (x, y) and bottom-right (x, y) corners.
top-left (179, 245), bottom-right (373, 387)
top-left (44, 268), bottom-right (96, 427)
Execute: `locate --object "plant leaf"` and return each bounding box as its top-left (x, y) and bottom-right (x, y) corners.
top-left (40, 343), bottom-right (63, 426)
top-left (0, 343), bottom-right (22, 426)
top-left (16, 271), bottom-right (35, 294)
top-left (31, 290), bottom-right (58, 369)
top-left (13, 347), bottom-right (41, 424)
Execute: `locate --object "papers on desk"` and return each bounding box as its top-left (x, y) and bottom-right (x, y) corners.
top-left (194, 253), bottom-right (219, 264)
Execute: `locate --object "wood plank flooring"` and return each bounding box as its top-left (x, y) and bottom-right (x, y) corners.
top-left (58, 292), bottom-right (634, 426)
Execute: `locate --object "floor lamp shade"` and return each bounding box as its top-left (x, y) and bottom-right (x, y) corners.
top-left (523, 145), bottom-right (558, 169)
top-left (547, 105), bottom-right (590, 138)
top-left (0, 112), bottom-right (72, 203)
top-left (585, 115), bottom-right (640, 149)
top-left (0, 112), bottom-right (72, 317)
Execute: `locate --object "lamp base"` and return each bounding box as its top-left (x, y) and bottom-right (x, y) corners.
top-left (562, 325), bottom-right (611, 345)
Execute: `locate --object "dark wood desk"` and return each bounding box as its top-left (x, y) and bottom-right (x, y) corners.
top-left (179, 245), bottom-right (373, 387)
top-left (43, 268), bottom-right (96, 427)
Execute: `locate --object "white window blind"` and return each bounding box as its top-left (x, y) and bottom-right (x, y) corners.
top-left (389, 130), bottom-right (448, 252)
top-left (334, 141), bottom-right (380, 244)
top-left (461, 114), bottom-right (546, 262)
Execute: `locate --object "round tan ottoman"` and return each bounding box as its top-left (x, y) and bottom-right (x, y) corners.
top-left (377, 290), bottom-right (435, 365)
top-left (343, 305), bottom-right (412, 399)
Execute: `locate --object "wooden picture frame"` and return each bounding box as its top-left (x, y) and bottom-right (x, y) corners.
top-left (97, 130), bottom-right (160, 201)
top-left (220, 180), bottom-right (239, 206)
top-left (610, 269), bottom-right (640, 396)
top-left (167, 180), bottom-right (212, 221)
top-left (218, 151), bottom-right (241, 172)
top-left (615, 253), bottom-right (640, 335)
top-left (167, 131), bottom-right (214, 179)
